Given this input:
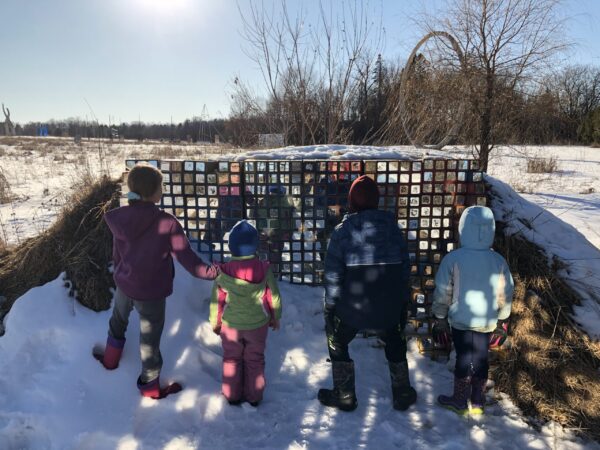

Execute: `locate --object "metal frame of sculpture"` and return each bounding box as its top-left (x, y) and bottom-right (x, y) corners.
top-left (399, 31), bottom-right (466, 150)
top-left (124, 157), bottom-right (485, 357)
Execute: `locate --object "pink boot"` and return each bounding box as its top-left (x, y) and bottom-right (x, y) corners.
top-left (137, 376), bottom-right (182, 400)
top-left (93, 336), bottom-right (125, 370)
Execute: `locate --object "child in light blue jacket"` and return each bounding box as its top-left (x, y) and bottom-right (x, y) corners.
top-left (432, 206), bottom-right (514, 416)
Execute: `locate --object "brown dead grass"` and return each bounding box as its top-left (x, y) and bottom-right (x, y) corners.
top-left (0, 170), bottom-right (13, 204)
top-left (492, 225), bottom-right (600, 442)
top-left (526, 157), bottom-right (558, 173)
top-left (0, 176), bottom-right (120, 331)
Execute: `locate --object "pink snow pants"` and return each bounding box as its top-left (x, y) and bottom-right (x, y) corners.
top-left (220, 323), bottom-right (269, 403)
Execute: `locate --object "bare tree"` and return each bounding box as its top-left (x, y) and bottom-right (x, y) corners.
top-left (236, 0), bottom-right (383, 145)
top-left (549, 65), bottom-right (600, 137)
top-left (419, 0), bottom-right (568, 171)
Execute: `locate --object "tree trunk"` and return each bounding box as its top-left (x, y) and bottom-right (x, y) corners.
top-left (479, 74), bottom-right (495, 172)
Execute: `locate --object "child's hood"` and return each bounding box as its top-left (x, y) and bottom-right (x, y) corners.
top-left (217, 271), bottom-right (267, 298)
top-left (458, 206), bottom-right (495, 250)
top-left (105, 202), bottom-right (163, 241)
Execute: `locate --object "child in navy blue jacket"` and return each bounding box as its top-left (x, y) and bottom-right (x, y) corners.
top-left (317, 175), bottom-right (416, 412)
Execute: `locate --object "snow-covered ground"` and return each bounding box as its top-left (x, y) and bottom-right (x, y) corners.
top-left (0, 263), bottom-right (593, 450)
top-left (1, 138), bottom-right (600, 448)
top-left (2, 139), bottom-right (600, 251)
top-left (485, 146), bottom-right (600, 249)
top-left (0, 137), bottom-right (233, 245)
top-left (2, 140), bottom-right (600, 336)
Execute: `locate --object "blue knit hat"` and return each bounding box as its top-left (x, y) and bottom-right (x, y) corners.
top-left (228, 220), bottom-right (258, 257)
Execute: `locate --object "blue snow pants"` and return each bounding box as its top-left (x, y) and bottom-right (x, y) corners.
top-left (452, 328), bottom-right (492, 379)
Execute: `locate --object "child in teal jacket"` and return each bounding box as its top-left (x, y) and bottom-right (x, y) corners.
top-left (432, 206), bottom-right (514, 416)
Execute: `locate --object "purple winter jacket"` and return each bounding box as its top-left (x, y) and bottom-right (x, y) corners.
top-left (105, 201), bottom-right (218, 301)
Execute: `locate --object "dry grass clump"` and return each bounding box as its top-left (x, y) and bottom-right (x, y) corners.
top-left (493, 227), bottom-right (600, 442)
top-left (0, 167), bottom-right (17, 204)
top-left (526, 157), bottom-right (558, 173)
top-left (0, 176), bottom-right (120, 330)
top-left (0, 171), bottom-right (12, 204)
top-left (0, 136), bottom-right (23, 147)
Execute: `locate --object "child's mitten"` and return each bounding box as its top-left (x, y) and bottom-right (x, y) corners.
top-left (489, 319), bottom-right (509, 348)
top-left (432, 317), bottom-right (451, 349)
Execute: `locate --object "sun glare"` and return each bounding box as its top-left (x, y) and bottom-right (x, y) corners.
top-left (135, 0), bottom-right (190, 14)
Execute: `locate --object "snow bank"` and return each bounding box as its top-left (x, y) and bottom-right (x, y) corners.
top-left (487, 176), bottom-right (600, 339)
top-left (228, 144), bottom-right (466, 161)
top-left (0, 263), bottom-right (592, 449)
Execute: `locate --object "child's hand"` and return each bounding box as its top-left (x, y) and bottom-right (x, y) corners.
top-left (270, 318), bottom-right (280, 331)
top-left (213, 325), bottom-right (221, 335)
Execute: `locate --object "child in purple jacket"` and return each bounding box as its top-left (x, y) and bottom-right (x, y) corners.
top-left (94, 163), bottom-right (219, 399)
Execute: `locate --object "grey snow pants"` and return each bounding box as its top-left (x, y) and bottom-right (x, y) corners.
top-left (108, 288), bottom-right (166, 383)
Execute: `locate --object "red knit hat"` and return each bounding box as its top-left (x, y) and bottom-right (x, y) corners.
top-left (348, 175), bottom-right (379, 212)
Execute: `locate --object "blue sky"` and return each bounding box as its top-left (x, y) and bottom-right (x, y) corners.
top-left (1, 0), bottom-right (599, 124)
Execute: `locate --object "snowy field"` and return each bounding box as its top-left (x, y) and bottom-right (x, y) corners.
top-left (1, 138), bottom-right (600, 448)
top-left (485, 145), bottom-right (600, 250)
top-left (3, 139), bottom-right (600, 252)
top-left (0, 137), bottom-right (234, 245)
top-left (0, 263), bottom-right (593, 450)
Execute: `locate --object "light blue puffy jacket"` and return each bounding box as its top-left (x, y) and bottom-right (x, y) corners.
top-left (432, 206), bottom-right (514, 332)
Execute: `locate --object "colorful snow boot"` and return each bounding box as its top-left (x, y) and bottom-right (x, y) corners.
top-left (137, 376), bottom-right (183, 400)
top-left (470, 377), bottom-right (487, 415)
top-left (318, 360), bottom-right (358, 412)
top-left (93, 336), bottom-right (125, 370)
top-left (389, 361), bottom-right (417, 411)
top-left (438, 376), bottom-right (471, 416)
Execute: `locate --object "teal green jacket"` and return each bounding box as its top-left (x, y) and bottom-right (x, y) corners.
top-left (209, 256), bottom-right (282, 331)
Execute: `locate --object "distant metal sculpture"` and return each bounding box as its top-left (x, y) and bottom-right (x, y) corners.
top-left (2, 103), bottom-right (15, 136)
top-left (38, 125), bottom-right (49, 137)
top-left (399, 31), bottom-right (466, 150)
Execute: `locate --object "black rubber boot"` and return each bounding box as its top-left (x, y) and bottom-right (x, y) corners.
top-left (389, 361), bottom-right (417, 411)
top-left (318, 360), bottom-right (358, 411)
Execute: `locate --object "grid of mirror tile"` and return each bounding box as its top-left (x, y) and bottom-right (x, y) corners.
top-left (126, 159), bottom-right (243, 261)
top-left (125, 159), bottom-right (485, 296)
top-left (243, 161), bottom-right (303, 282)
top-left (366, 159), bottom-right (486, 320)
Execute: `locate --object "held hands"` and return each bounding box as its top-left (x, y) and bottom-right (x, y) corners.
top-left (489, 319), bottom-right (509, 348)
top-left (432, 317), bottom-right (451, 349)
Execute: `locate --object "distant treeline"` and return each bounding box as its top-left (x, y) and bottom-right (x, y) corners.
top-left (7, 118), bottom-right (230, 144)
top-left (3, 62), bottom-right (600, 148)
top-left (227, 60), bottom-right (600, 148)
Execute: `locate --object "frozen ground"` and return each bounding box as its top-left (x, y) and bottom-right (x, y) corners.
top-left (485, 146), bottom-right (600, 250)
top-left (0, 137), bottom-right (234, 245)
top-left (0, 263), bottom-right (594, 450)
top-left (2, 139), bottom-right (599, 250)
top-left (1, 139), bottom-right (600, 448)
top-left (2, 139), bottom-right (600, 337)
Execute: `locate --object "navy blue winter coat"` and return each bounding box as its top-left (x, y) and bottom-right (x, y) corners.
top-left (324, 209), bottom-right (410, 330)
